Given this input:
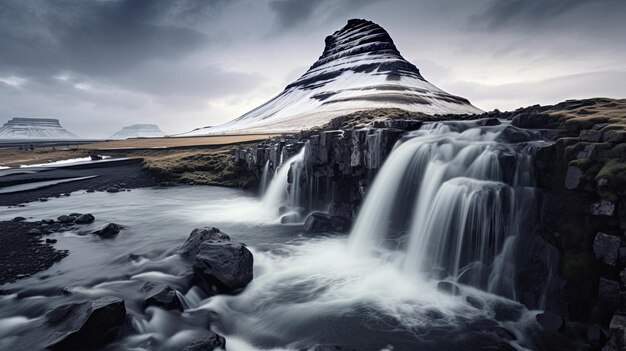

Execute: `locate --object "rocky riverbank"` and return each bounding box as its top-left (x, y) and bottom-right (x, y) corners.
top-left (3, 225), bottom-right (253, 350)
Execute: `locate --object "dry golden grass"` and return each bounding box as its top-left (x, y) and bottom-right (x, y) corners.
top-left (137, 146), bottom-right (255, 187)
top-left (0, 148), bottom-right (88, 167)
top-left (546, 98), bottom-right (626, 134)
top-left (82, 134), bottom-right (281, 150)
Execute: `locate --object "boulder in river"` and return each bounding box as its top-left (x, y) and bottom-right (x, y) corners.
top-left (74, 214), bottom-right (95, 224)
top-left (93, 223), bottom-right (121, 238)
top-left (182, 331), bottom-right (226, 351)
top-left (193, 241), bottom-right (253, 293)
top-left (303, 212), bottom-right (332, 233)
top-left (535, 311), bottom-right (564, 332)
top-left (179, 227), bottom-right (230, 258)
top-left (57, 215), bottom-right (73, 223)
top-left (437, 281), bottom-right (460, 295)
top-left (45, 296), bottom-right (126, 349)
top-left (144, 285), bottom-right (184, 311)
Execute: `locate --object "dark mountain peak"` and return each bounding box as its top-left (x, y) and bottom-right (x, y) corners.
top-left (315, 19), bottom-right (402, 70)
top-left (179, 19), bottom-right (482, 135)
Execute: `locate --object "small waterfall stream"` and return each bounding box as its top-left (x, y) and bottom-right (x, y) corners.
top-left (259, 160), bottom-right (271, 196)
top-left (261, 148), bottom-right (306, 216)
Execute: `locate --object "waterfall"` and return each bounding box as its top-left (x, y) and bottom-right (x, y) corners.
top-left (349, 121), bottom-right (540, 299)
top-left (259, 160), bottom-right (271, 196)
top-left (261, 147), bottom-right (306, 213)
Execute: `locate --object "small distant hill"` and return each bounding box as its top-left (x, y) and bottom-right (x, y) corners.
top-left (0, 117), bottom-right (79, 139)
top-left (109, 124), bottom-right (165, 140)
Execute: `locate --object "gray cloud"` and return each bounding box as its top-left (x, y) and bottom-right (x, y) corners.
top-left (0, 0), bottom-right (232, 78)
top-left (269, 0), bottom-right (381, 30)
top-left (269, 0), bottom-right (324, 29)
top-left (471, 0), bottom-right (625, 30)
top-left (0, 0), bottom-right (624, 137)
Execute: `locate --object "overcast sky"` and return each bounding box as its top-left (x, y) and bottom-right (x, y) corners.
top-left (0, 0), bottom-right (624, 138)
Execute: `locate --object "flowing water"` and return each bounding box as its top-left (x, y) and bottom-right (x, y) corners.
top-left (0, 121), bottom-right (565, 350)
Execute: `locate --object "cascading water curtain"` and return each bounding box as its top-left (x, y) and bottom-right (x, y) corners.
top-left (349, 121), bottom-right (540, 301)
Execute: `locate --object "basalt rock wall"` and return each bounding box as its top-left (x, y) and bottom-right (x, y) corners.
top-left (234, 124), bottom-right (409, 229)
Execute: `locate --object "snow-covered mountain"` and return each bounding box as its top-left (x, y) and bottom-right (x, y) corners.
top-left (0, 118), bottom-right (79, 139)
top-left (179, 18), bottom-right (482, 136)
top-left (109, 124), bottom-right (165, 140)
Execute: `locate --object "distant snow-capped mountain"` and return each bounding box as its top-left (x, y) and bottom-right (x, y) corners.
top-left (0, 118), bottom-right (79, 139)
top-left (109, 124), bottom-right (165, 140)
top-left (179, 18), bottom-right (482, 136)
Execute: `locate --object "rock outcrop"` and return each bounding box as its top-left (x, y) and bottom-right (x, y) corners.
top-left (179, 227), bottom-right (254, 294)
top-left (45, 296), bottom-right (126, 349)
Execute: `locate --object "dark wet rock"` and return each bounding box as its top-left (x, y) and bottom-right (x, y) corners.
top-left (46, 238), bottom-right (57, 244)
top-left (588, 199), bottom-right (615, 216)
top-left (280, 213), bottom-right (302, 224)
top-left (45, 296), bottom-right (126, 349)
top-left (42, 219), bottom-right (55, 225)
top-left (493, 302), bottom-right (524, 322)
top-left (437, 281), bottom-right (460, 295)
top-left (511, 112), bottom-right (556, 129)
top-left (303, 212), bottom-right (332, 233)
top-left (57, 215), bottom-right (73, 223)
top-left (497, 126), bottom-right (534, 143)
top-left (457, 262), bottom-right (489, 289)
top-left (182, 331), bottom-right (226, 351)
top-left (602, 130), bottom-right (626, 143)
top-left (383, 119), bottom-right (423, 130)
top-left (92, 223), bottom-right (121, 238)
top-left (598, 278), bottom-right (620, 309)
top-left (179, 227), bottom-right (231, 258)
top-left (536, 311), bottom-right (564, 332)
top-left (466, 295), bottom-right (483, 309)
top-left (593, 232), bottom-right (621, 266)
top-left (278, 205), bottom-right (290, 215)
top-left (193, 241), bottom-right (253, 293)
top-left (586, 324), bottom-right (607, 347)
top-left (106, 187), bottom-right (120, 193)
top-left (74, 214), bottom-right (95, 224)
top-left (564, 165), bottom-right (583, 189)
top-left (27, 228), bottom-right (42, 235)
top-left (579, 129), bottom-right (602, 142)
top-left (609, 314), bottom-right (626, 350)
top-left (476, 117), bottom-right (501, 126)
top-left (12, 216), bottom-right (26, 222)
top-left (620, 248), bottom-right (626, 265)
top-left (144, 285), bottom-right (184, 311)
top-left (514, 235), bottom-right (566, 314)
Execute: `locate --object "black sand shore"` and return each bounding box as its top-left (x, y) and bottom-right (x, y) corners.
top-left (0, 158), bottom-right (159, 206)
top-left (0, 158), bottom-right (160, 285)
